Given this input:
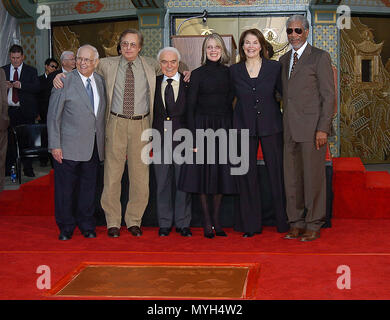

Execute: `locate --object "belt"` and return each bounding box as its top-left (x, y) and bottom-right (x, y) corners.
top-left (110, 111), bottom-right (149, 120)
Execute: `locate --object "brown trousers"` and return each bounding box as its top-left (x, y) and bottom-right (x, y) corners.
top-left (101, 114), bottom-right (150, 228)
top-left (283, 133), bottom-right (327, 232)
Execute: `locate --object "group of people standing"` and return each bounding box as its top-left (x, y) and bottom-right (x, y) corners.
top-left (46, 14), bottom-right (334, 242)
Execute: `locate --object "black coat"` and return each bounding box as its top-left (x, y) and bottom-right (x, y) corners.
top-left (152, 74), bottom-right (189, 145)
top-left (2, 63), bottom-right (40, 121)
top-left (229, 58), bottom-right (283, 137)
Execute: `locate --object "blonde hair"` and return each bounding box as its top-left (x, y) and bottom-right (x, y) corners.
top-left (200, 33), bottom-right (230, 65)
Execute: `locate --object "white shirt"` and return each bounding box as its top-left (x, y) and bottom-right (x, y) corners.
top-left (289, 41), bottom-right (308, 78)
top-left (77, 71), bottom-right (100, 116)
top-left (161, 72), bottom-right (180, 107)
top-left (7, 63), bottom-right (23, 106)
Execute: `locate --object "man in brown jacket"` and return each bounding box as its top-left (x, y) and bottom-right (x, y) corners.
top-left (279, 15), bottom-right (335, 241)
top-left (0, 68), bottom-right (10, 192)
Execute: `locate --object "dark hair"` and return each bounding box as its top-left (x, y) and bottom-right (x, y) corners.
top-left (118, 28), bottom-right (144, 48)
top-left (44, 58), bottom-right (59, 67)
top-left (9, 44), bottom-right (23, 55)
top-left (265, 41), bottom-right (274, 59)
top-left (238, 28), bottom-right (268, 62)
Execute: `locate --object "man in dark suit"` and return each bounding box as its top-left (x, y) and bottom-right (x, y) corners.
top-left (37, 58), bottom-right (58, 167)
top-left (279, 15), bottom-right (335, 242)
top-left (37, 58), bottom-right (59, 123)
top-left (152, 47), bottom-right (192, 237)
top-left (47, 44), bottom-right (106, 240)
top-left (2, 44), bottom-right (40, 177)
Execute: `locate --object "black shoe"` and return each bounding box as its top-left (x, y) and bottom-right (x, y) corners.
top-left (204, 231), bottom-right (215, 239)
top-left (159, 227), bottom-right (171, 237)
top-left (180, 227), bottom-right (192, 237)
top-left (107, 227), bottom-right (120, 238)
top-left (83, 231), bottom-right (96, 238)
top-left (24, 170), bottom-right (35, 177)
top-left (175, 227), bottom-right (182, 233)
top-left (58, 232), bottom-right (72, 241)
top-left (128, 226), bottom-right (142, 237)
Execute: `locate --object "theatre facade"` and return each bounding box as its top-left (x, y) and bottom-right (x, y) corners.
top-left (3, 0), bottom-right (390, 163)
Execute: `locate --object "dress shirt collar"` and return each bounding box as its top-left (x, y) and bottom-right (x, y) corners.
top-left (292, 41), bottom-right (308, 59)
top-left (163, 72), bottom-right (180, 83)
top-left (77, 71), bottom-right (95, 86)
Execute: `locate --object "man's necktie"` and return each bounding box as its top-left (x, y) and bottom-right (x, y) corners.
top-left (123, 62), bottom-right (135, 118)
top-left (12, 67), bottom-right (19, 103)
top-left (86, 78), bottom-right (94, 112)
top-left (164, 79), bottom-right (175, 116)
top-left (290, 52), bottom-right (298, 78)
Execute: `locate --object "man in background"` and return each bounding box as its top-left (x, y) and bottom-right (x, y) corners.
top-left (2, 44), bottom-right (40, 177)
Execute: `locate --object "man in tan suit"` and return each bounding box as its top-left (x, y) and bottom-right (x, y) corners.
top-left (0, 68), bottom-right (10, 192)
top-left (279, 15), bottom-right (335, 241)
top-left (97, 29), bottom-right (159, 237)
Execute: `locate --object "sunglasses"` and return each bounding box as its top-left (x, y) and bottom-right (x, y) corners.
top-left (49, 64), bottom-right (58, 68)
top-left (287, 28), bottom-right (303, 35)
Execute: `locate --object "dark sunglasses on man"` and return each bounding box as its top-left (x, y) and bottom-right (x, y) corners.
top-left (286, 28), bottom-right (303, 35)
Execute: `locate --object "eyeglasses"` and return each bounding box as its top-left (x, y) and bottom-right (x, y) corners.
top-left (120, 41), bottom-right (138, 49)
top-left (76, 57), bottom-right (95, 64)
top-left (64, 58), bottom-right (75, 61)
top-left (287, 28), bottom-right (303, 35)
top-left (49, 64), bottom-right (58, 68)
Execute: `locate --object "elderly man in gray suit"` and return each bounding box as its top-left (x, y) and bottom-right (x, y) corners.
top-left (47, 44), bottom-right (106, 241)
top-left (280, 15), bottom-right (334, 242)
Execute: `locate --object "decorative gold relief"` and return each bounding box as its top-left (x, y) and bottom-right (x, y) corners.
top-left (340, 18), bottom-right (390, 164)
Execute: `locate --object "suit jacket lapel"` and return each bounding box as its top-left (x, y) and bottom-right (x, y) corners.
top-left (289, 44), bottom-right (312, 81)
top-left (73, 71), bottom-right (95, 116)
top-left (94, 73), bottom-right (105, 119)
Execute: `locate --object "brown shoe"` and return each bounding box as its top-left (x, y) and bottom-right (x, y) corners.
top-left (107, 227), bottom-right (120, 238)
top-left (128, 226), bottom-right (142, 237)
top-left (300, 230), bottom-right (320, 242)
top-left (283, 227), bottom-right (306, 239)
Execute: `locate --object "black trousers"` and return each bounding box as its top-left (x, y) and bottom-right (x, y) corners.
top-left (234, 133), bottom-right (289, 233)
top-left (53, 141), bottom-right (99, 235)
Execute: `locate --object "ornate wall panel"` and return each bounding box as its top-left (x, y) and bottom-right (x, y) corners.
top-left (340, 17), bottom-right (390, 163)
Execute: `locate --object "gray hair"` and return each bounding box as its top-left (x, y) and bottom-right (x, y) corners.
top-left (157, 46), bottom-right (181, 62)
top-left (77, 44), bottom-right (99, 60)
top-left (60, 51), bottom-right (74, 63)
top-left (286, 14), bottom-right (310, 30)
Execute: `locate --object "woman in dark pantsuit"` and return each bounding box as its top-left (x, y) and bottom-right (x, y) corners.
top-left (230, 29), bottom-right (289, 237)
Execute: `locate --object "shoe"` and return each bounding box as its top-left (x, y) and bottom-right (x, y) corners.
top-left (284, 227), bottom-right (306, 240)
top-left (180, 227), bottom-right (192, 237)
top-left (40, 162), bottom-right (48, 167)
top-left (128, 226), bottom-right (142, 237)
top-left (83, 231), bottom-right (96, 238)
top-left (175, 227), bottom-right (182, 233)
top-left (215, 229), bottom-right (227, 237)
top-left (300, 230), bottom-right (320, 242)
top-left (58, 232), bottom-right (72, 241)
top-left (107, 227), bottom-right (120, 238)
top-left (159, 227), bottom-right (171, 236)
top-left (24, 170), bottom-right (35, 177)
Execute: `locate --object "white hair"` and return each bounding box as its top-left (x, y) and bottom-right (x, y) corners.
top-left (157, 46), bottom-right (181, 62)
top-left (286, 14), bottom-right (310, 30)
top-left (76, 44), bottom-right (99, 60)
top-left (60, 51), bottom-right (74, 63)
